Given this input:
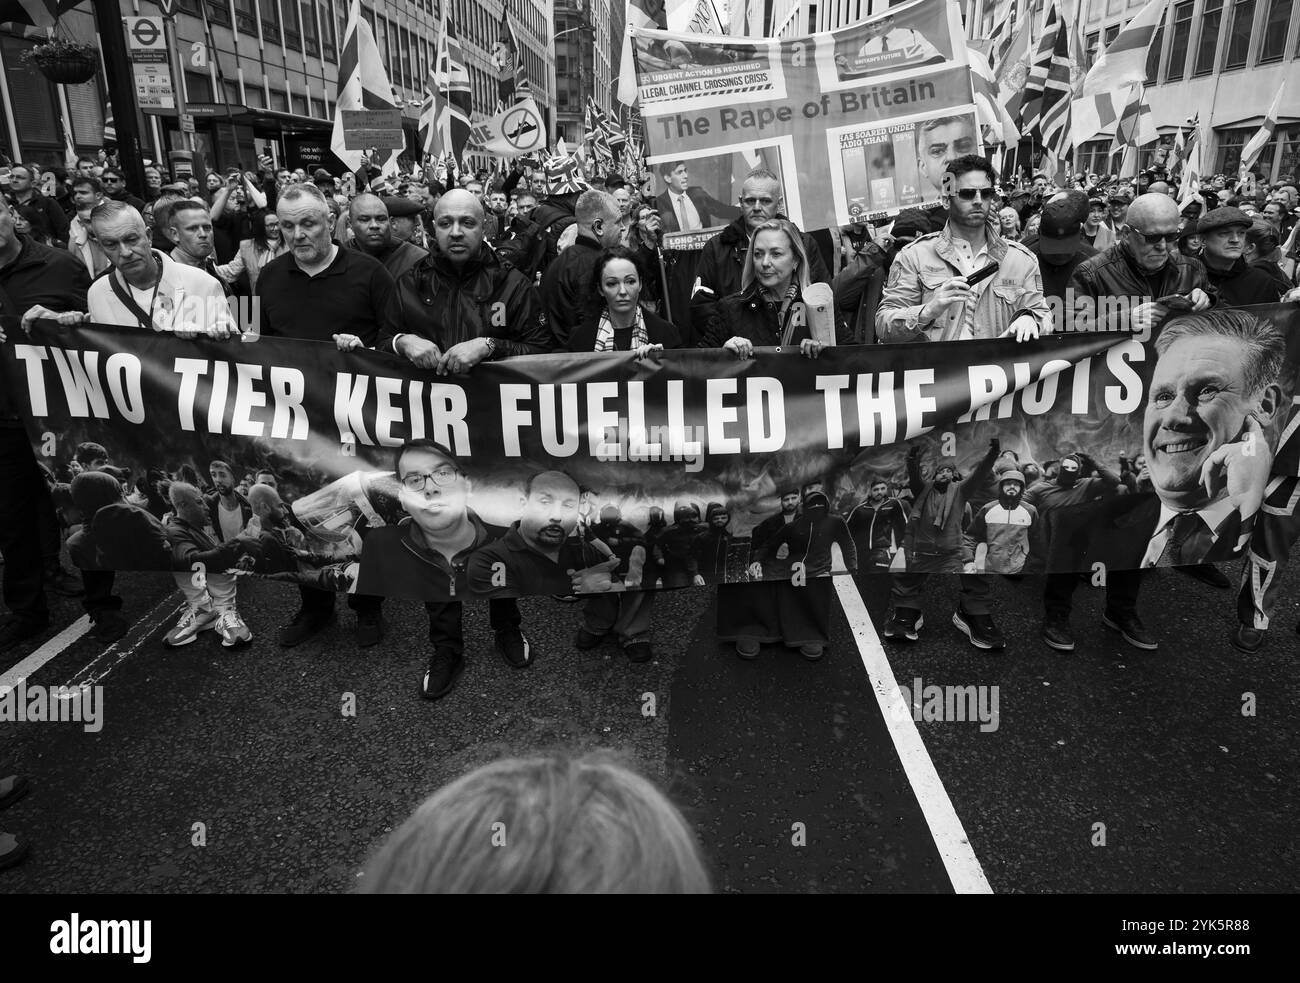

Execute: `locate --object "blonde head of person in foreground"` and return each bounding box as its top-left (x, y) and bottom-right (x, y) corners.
top-left (361, 751), bottom-right (711, 894)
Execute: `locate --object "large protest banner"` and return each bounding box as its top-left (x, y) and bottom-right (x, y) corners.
top-left (632, 0), bottom-right (976, 243)
top-left (4, 305), bottom-right (1298, 603)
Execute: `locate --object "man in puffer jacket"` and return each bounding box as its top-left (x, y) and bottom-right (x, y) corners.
top-left (962, 470), bottom-right (1038, 575)
top-left (162, 482), bottom-right (251, 649)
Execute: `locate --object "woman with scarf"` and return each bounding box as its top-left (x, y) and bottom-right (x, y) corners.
top-left (565, 245), bottom-right (681, 355)
top-left (701, 219), bottom-right (853, 660)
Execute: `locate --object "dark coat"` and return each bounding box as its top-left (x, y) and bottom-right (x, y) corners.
top-left (690, 215), bottom-right (833, 329)
top-left (1205, 256), bottom-right (1284, 307)
top-left (538, 232), bottom-right (605, 348)
top-left (1068, 243), bottom-right (1211, 330)
top-left (391, 245), bottom-right (550, 358)
top-left (699, 280), bottom-right (852, 349)
top-left (566, 308), bottom-right (682, 352)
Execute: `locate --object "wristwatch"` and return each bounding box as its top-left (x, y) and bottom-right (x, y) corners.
top-left (482, 336), bottom-right (497, 359)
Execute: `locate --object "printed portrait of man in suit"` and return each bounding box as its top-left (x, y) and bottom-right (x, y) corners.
top-left (655, 160), bottom-right (741, 234)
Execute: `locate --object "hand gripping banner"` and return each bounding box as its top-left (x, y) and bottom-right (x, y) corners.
top-left (4, 304), bottom-right (1299, 603)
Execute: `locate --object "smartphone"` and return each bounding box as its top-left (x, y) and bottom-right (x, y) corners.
top-left (965, 261), bottom-right (1000, 286)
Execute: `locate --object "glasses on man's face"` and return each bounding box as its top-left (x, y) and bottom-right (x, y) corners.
top-left (954, 188), bottom-right (997, 201)
top-left (104, 176), bottom-right (122, 184)
top-left (740, 196), bottom-right (776, 208)
top-left (1130, 228), bottom-right (1179, 246)
top-left (401, 467), bottom-right (461, 491)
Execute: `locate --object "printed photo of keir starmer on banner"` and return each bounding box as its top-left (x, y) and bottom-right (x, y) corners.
top-left (825, 0), bottom-right (956, 83)
top-left (826, 108), bottom-right (979, 222)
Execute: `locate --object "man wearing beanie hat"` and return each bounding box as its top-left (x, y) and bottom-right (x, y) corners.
top-left (884, 438), bottom-right (1003, 650)
top-left (962, 470), bottom-right (1037, 575)
top-left (1198, 206), bottom-right (1283, 306)
top-left (578, 503), bottom-right (655, 663)
top-left (694, 503), bottom-right (734, 585)
top-left (1023, 196), bottom-right (1098, 312)
top-left (654, 502), bottom-right (705, 589)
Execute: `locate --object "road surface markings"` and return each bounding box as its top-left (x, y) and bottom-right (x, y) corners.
top-left (66, 595), bottom-right (186, 689)
top-left (834, 574), bottom-right (994, 894)
top-left (0, 616), bottom-right (92, 690)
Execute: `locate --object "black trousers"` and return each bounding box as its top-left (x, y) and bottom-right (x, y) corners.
top-left (81, 569), bottom-right (121, 617)
top-left (424, 599), bottom-right (521, 657)
top-left (299, 585), bottom-right (382, 617)
top-left (1043, 568), bottom-right (1141, 620)
top-left (0, 427), bottom-right (51, 627)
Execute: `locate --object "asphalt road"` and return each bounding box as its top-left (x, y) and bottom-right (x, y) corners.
top-left (2, 558), bottom-right (1296, 894)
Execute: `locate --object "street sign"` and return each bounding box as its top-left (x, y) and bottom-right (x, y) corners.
top-left (180, 113), bottom-right (195, 134)
top-left (124, 16), bottom-right (174, 110)
top-left (340, 109), bottom-right (405, 150)
top-left (156, 0), bottom-right (177, 17)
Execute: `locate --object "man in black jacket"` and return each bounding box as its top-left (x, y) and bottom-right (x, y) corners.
top-left (655, 160), bottom-right (740, 233)
top-left (8, 164), bottom-right (70, 247)
top-left (0, 198), bottom-right (92, 652)
top-left (1243, 221), bottom-right (1292, 294)
top-left (538, 190), bottom-right (623, 348)
top-left (1197, 207), bottom-right (1283, 306)
top-left (690, 168), bottom-right (831, 332)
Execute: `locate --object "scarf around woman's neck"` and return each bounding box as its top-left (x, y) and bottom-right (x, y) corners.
top-left (594, 306), bottom-right (649, 352)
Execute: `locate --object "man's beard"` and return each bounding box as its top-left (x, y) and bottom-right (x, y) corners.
top-left (933, 478), bottom-right (951, 492)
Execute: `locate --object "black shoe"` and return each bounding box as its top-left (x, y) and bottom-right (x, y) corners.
top-left (625, 640), bottom-right (654, 663)
top-left (1102, 611), bottom-right (1158, 650)
top-left (0, 774), bottom-right (30, 811)
top-left (276, 609), bottom-right (332, 648)
top-left (44, 565), bottom-right (84, 598)
top-left (953, 609), bottom-right (1006, 651)
top-left (420, 648), bottom-right (464, 700)
top-left (495, 627), bottom-right (533, 668)
top-left (89, 610), bottom-right (128, 644)
top-left (1231, 624), bottom-right (1264, 654)
top-left (882, 608), bottom-right (923, 642)
top-left (355, 612), bottom-right (384, 648)
top-left (1041, 618), bottom-right (1075, 652)
top-left (0, 619), bottom-right (47, 654)
top-left (0, 830), bottom-right (29, 871)
top-left (574, 627), bottom-right (606, 650)
top-left (1178, 563), bottom-right (1231, 589)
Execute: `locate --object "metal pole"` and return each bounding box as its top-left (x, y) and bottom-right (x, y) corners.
top-left (92, 0), bottom-right (148, 194)
top-left (165, 15), bottom-right (192, 152)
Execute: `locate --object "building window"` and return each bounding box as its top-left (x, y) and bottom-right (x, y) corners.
top-left (281, 0), bottom-right (301, 50)
top-left (205, 1), bottom-right (230, 26)
top-left (320, 1), bottom-right (336, 61)
top-left (1260, 0), bottom-right (1293, 61)
top-left (1276, 126), bottom-right (1300, 183)
top-left (247, 86), bottom-right (265, 109)
top-left (271, 89), bottom-right (289, 113)
top-left (2, 37), bottom-right (59, 149)
top-left (262, 0), bottom-right (281, 44)
top-left (1145, 20), bottom-right (1165, 82)
top-left (1104, 25), bottom-right (1119, 46)
top-left (234, 0), bottom-right (256, 33)
top-left (1165, 2), bottom-right (1194, 79)
top-left (1195, 0), bottom-right (1224, 73)
top-left (184, 70), bottom-right (214, 103)
top-left (1106, 0), bottom-right (1122, 13)
top-left (1085, 32), bottom-right (1099, 69)
top-left (1224, 0), bottom-right (1255, 68)
top-left (1216, 125), bottom-right (1278, 176)
top-left (301, 3), bottom-right (319, 57)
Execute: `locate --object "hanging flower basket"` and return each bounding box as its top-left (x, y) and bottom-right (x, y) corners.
top-left (22, 40), bottom-right (99, 85)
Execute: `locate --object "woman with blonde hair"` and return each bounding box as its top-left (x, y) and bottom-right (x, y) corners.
top-left (362, 751), bottom-right (711, 894)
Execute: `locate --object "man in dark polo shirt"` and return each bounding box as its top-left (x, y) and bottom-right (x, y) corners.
top-left (345, 193), bottom-right (427, 284)
top-left (256, 183), bottom-right (400, 348)
top-left (468, 470), bottom-right (613, 600)
top-left (255, 182), bottom-right (397, 647)
top-left (352, 439), bottom-right (527, 701)
top-left (0, 195), bottom-right (92, 652)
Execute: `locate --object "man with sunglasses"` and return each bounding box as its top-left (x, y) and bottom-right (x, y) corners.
top-left (350, 439), bottom-right (524, 701)
top-left (1068, 192), bottom-right (1212, 338)
top-left (876, 154), bottom-right (1050, 343)
top-left (99, 167), bottom-right (145, 212)
top-left (690, 167), bottom-right (831, 332)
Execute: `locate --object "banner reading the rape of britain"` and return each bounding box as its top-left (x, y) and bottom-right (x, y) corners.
top-left (631, 0), bottom-right (977, 245)
top-left (4, 304), bottom-right (1300, 603)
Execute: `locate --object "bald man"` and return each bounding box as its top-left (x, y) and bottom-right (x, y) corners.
top-left (346, 192), bottom-right (427, 282)
top-left (386, 189), bottom-right (549, 372)
top-left (539, 189), bottom-right (625, 348)
top-left (1068, 192), bottom-right (1213, 337)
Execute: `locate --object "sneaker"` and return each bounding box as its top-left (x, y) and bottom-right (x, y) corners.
top-left (0, 619), bottom-right (47, 655)
top-left (625, 640), bottom-right (654, 663)
top-left (1041, 618), bottom-right (1075, 652)
top-left (1231, 624), bottom-right (1264, 654)
top-left (164, 606), bottom-right (218, 647)
top-left (799, 643), bottom-right (825, 661)
top-left (1102, 611), bottom-right (1159, 650)
top-left (420, 648), bottom-right (464, 700)
top-left (882, 609), bottom-right (923, 642)
top-left (0, 830), bottom-right (29, 871)
top-left (44, 565), bottom-right (84, 598)
top-left (1178, 563), bottom-right (1231, 589)
top-left (735, 640), bottom-right (760, 660)
top-left (276, 609), bottom-right (332, 648)
top-left (215, 611), bottom-right (252, 648)
top-left (953, 609), bottom-right (1005, 651)
top-left (0, 774), bottom-right (30, 811)
top-left (574, 627), bottom-right (606, 650)
top-left (89, 610), bottom-right (129, 644)
top-left (355, 611), bottom-right (384, 648)
top-left (495, 627), bottom-right (533, 668)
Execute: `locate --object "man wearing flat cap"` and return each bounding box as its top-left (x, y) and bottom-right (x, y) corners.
top-left (1198, 206), bottom-right (1284, 307)
top-left (346, 192), bottom-right (428, 282)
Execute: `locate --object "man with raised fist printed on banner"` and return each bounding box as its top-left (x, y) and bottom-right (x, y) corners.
top-left (883, 439), bottom-right (1001, 650)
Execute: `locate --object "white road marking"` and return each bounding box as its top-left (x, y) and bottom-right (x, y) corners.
top-left (67, 595), bottom-right (185, 689)
top-left (0, 616), bottom-right (92, 690)
top-left (833, 573), bottom-right (994, 895)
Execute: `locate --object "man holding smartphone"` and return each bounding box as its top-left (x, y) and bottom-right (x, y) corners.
top-left (876, 154), bottom-right (1051, 343)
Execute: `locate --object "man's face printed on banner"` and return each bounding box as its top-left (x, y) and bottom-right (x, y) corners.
top-left (916, 116), bottom-right (977, 198)
top-left (397, 447), bottom-right (471, 537)
top-left (520, 472), bottom-right (581, 552)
